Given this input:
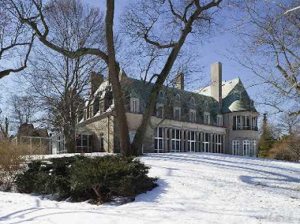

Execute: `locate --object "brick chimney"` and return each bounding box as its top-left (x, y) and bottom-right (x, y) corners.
top-left (90, 72), bottom-right (103, 95)
top-left (211, 62), bottom-right (222, 108)
top-left (175, 72), bottom-right (184, 90)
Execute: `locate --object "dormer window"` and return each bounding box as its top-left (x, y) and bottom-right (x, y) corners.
top-left (159, 91), bottom-right (165, 99)
top-left (189, 109), bottom-right (196, 122)
top-left (173, 107), bottom-right (181, 120)
top-left (190, 97), bottom-right (195, 105)
top-left (156, 104), bottom-right (164, 118)
top-left (175, 94), bottom-right (180, 102)
top-left (204, 112), bottom-right (210, 125)
top-left (130, 98), bottom-right (140, 113)
top-left (217, 115), bottom-right (223, 126)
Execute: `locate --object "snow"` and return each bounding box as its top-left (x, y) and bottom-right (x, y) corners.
top-left (0, 153), bottom-right (299, 224)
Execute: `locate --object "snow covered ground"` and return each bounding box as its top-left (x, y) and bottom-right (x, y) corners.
top-left (0, 153), bottom-right (299, 224)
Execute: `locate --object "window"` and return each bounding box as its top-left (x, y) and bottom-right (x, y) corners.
top-left (232, 140), bottom-right (239, 155)
top-left (233, 116), bottom-right (237, 130)
top-left (203, 133), bottom-right (210, 152)
top-left (156, 104), bottom-right (164, 118)
top-left (204, 112), bottom-right (210, 125)
top-left (190, 97), bottom-right (195, 106)
top-left (100, 133), bottom-right (104, 151)
top-left (237, 116), bottom-right (242, 129)
top-left (89, 105), bottom-right (93, 118)
top-left (175, 94), bottom-right (181, 101)
top-left (217, 115), bottom-right (223, 126)
top-left (243, 140), bottom-right (250, 156)
top-left (93, 96), bottom-right (100, 115)
top-left (250, 140), bottom-right (256, 156)
top-left (233, 116), bottom-right (242, 130)
top-left (173, 107), bottom-right (181, 120)
top-left (189, 109), bottom-right (196, 122)
top-left (252, 117), bottom-right (257, 130)
top-left (130, 98), bottom-right (140, 113)
top-left (171, 129), bottom-right (181, 152)
top-left (188, 131), bottom-right (196, 152)
top-left (76, 134), bottom-right (92, 153)
top-left (216, 135), bottom-right (223, 153)
top-left (159, 91), bottom-right (165, 99)
top-left (154, 127), bottom-right (164, 153)
top-left (246, 116), bottom-right (250, 129)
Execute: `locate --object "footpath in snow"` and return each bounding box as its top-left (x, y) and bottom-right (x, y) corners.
top-left (0, 153), bottom-right (299, 224)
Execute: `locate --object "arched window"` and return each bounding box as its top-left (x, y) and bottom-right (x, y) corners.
top-left (175, 94), bottom-right (180, 101)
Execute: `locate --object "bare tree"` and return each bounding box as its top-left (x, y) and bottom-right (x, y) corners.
top-left (21, 0), bottom-right (105, 153)
top-left (4, 0), bottom-right (223, 155)
top-left (10, 94), bottom-right (37, 127)
top-left (0, 4), bottom-right (34, 78)
top-left (235, 0), bottom-right (300, 116)
top-left (278, 113), bottom-right (300, 135)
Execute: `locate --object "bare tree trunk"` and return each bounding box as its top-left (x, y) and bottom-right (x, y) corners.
top-left (105, 0), bottom-right (131, 156)
top-left (132, 3), bottom-right (213, 155)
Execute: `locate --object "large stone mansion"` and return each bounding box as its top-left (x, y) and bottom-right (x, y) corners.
top-left (76, 62), bottom-right (259, 156)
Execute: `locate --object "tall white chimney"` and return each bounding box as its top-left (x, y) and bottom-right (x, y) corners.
top-left (211, 62), bottom-right (222, 109)
top-left (175, 72), bottom-right (184, 90)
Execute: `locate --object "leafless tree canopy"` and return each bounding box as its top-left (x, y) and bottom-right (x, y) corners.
top-left (0, 4), bottom-right (34, 78)
top-left (19, 0), bottom-right (106, 153)
top-left (2, 0), bottom-right (223, 155)
top-left (235, 0), bottom-right (300, 116)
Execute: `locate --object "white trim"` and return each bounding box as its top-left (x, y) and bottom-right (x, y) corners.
top-left (130, 98), bottom-right (140, 113)
top-left (243, 140), bottom-right (250, 156)
top-left (204, 112), bottom-right (210, 125)
top-left (154, 127), bottom-right (164, 153)
top-left (232, 140), bottom-right (239, 155)
top-left (189, 109), bottom-right (196, 122)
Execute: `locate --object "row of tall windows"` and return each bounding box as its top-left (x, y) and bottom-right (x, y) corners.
top-left (154, 128), bottom-right (224, 153)
top-left (231, 140), bottom-right (256, 156)
top-left (233, 116), bottom-right (257, 130)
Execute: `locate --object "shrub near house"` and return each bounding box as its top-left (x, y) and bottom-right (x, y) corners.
top-left (16, 155), bottom-right (157, 204)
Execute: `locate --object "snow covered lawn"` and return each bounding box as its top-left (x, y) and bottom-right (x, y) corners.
top-left (0, 153), bottom-right (299, 224)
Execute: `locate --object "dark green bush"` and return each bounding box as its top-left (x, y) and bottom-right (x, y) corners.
top-left (15, 155), bottom-right (157, 204)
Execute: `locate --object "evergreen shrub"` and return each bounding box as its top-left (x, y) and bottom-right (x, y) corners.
top-left (16, 155), bottom-right (157, 204)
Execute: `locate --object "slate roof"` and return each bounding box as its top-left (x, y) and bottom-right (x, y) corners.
top-left (120, 77), bottom-right (220, 122)
top-left (198, 77), bottom-right (257, 113)
top-left (94, 75), bottom-right (256, 119)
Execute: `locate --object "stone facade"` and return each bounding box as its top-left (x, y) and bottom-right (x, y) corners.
top-left (76, 62), bottom-right (259, 156)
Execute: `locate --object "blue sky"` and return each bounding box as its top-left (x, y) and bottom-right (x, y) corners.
top-left (0, 0), bottom-right (265, 117)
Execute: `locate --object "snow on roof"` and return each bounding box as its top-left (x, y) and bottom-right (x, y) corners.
top-left (197, 77), bottom-right (240, 99)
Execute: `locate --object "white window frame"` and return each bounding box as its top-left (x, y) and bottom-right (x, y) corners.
top-left (217, 115), bottom-right (223, 126)
top-left (232, 140), bottom-right (239, 155)
top-left (252, 117), bottom-right (257, 130)
top-left (154, 127), bottom-right (164, 153)
top-left (173, 107), bottom-right (181, 120)
top-left (189, 109), bottom-right (196, 122)
top-left (237, 116), bottom-right (242, 130)
top-left (250, 140), bottom-right (256, 156)
top-left (243, 140), bottom-right (250, 156)
top-left (216, 135), bottom-right (223, 153)
top-left (204, 112), bottom-right (210, 125)
top-left (188, 131), bottom-right (196, 152)
top-left (130, 98), bottom-right (140, 113)
top-left (203, 133), bottom-right (210, 152)
top-left (190, 97), bottom-right (195, 106)
top-left (171, 129), bottom-right (181, 152)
